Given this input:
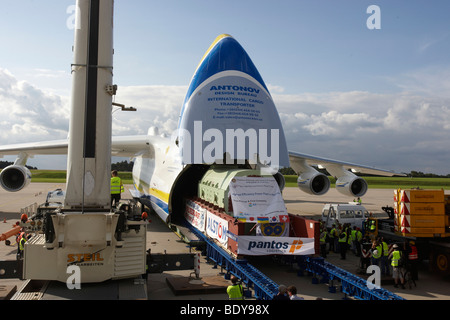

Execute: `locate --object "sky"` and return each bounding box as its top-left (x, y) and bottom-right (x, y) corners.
top-left (0, 0), bottom-right (450, 175)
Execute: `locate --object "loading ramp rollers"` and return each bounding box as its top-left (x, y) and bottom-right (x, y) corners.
top-left (188, 224), bottom-right (405, 300)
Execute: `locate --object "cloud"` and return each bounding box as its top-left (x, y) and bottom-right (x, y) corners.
top-left (0, 68), bottom-right (70, 143)
top-left (0, 68), bottom-right (449, 175)
top-left (417, 33), bottom-right (450, 55)
top-left (116, 83), bottom-right (450, 175)
top-left (388, 66), bottom-right (450, 99)
top-left (272, 74), bottom-right (450, 175)
top-left (112, 85), bottom-right (187, 136)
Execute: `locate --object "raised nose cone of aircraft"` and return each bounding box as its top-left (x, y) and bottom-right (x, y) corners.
top-left (177, 34), bottom-right (289, 169)
top-left (186, 34), bottom-right (269, 102)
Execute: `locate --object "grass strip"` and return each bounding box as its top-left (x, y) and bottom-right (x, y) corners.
top-left (24, 171), bottom-right (450, 190)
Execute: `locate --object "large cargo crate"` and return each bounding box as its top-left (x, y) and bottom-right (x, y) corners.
top-left (398, 202), bottom-right (445, 215)
top-left (394, 189), bottom-right (450, 238)
top-left (397, 189), bottom-right (445, 203)
top-left (398, 226), bottom-right (446, 237)
top-left (399, 214), bottom-right (446, 228)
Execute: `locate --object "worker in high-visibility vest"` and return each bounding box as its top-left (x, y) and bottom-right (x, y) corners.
top-left (320, 228), bottom-right (328, 258)
top-left (18, 232), bottom-right (27, 259)
top-left (329, 224), bottom-right (337, 253)
top-left (371, 240), bottom-right (382, 266)
top-left (350, 227), bottom-right (357, 253)
top-left (407, 241), bottom-right (419, 281)
top-left (339, 228), bottom-right (348, 260)
top-left (380, 238), bottom-right (390, 276)
top-left (227, 276), bottom-right (244, 300)
top-left (389, 244), bottom-right (405, 289)
top-left (355, 228), bottom-right (363, 257)
top-left (111, 170), bottom-right (124, 208)
top-left (369, 220), bottom-right (376, 231)
top-left (346, 225), bottom-right (353, 250)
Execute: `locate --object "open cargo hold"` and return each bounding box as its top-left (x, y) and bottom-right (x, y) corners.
top-left (184, 167), bottom-right (319, 257)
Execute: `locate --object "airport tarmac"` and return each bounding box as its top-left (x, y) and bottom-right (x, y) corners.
top-left (0, 183), bottom-right (449, 300)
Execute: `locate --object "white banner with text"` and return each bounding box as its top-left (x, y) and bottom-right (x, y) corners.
top-left (237, 236), bottom-right (315, 256)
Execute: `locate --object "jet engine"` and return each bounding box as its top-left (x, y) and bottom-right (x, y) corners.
top-left (0, 165), bottom-right (32, 192)
top-left (273, 172), bottom-right (286, 192)
top-left (297, 171), bottom-right (330, 195)
top-left (335, 174), bottom-right (368, 197)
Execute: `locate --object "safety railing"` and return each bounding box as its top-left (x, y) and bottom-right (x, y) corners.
top-left (296, 256), bottom-right (406, 300)
top-left (186, 221), bottom-right (405, 300)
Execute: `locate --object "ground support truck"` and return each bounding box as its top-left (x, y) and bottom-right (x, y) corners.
top-left (364, 189), bottom-right (450, 275)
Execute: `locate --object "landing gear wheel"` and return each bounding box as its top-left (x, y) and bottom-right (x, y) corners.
top-left (436, 253), bottom-right (449, 273)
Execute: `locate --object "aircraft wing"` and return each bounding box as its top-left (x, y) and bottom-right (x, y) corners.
top-left (289, 150), bottom-right (405, 177)
top-left (0, 135), bottom-right (162, 193)
top-left (0, 135), bottom-right (153, 159)
top-left (111, 135), bottom-right (155, 158)
top-left (0, 138), bottom-right (404, 176)
top-left (0, 140), bottom-right (69, 157)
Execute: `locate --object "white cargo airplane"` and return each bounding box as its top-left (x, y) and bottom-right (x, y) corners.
top-left (0, 34), bottom-right (401, 224)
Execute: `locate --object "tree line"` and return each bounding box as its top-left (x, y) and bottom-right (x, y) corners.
top-left (1, 160), bottom-right (448, 177)
top-left (111, 160), bottom-right (134, 172)
top-left (0, 161), bottom-right (37, 170)
top-left (278, 167), bottom-right (450, 178)
top-left (0, 160), bottom-right (132, 172)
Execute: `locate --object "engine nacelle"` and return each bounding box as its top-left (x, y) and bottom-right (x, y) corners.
top-left (0, 165), bottom-right (32, 192)
top-left (297, 171), bottom-right (330, 195)
top-left (273, 172), bottom-right (286, 192)
top-left (335, 174), bottom-right (368, 197)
